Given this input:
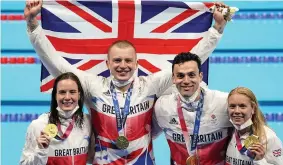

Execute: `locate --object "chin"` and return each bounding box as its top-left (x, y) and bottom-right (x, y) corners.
top-left (232, 120), bottom-right (243, 125)
top-left (116, 74), bottom-right (132, 81)
top-left (61, 107), bottom-right (75, 111)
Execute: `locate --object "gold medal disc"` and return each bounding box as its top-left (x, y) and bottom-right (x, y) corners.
top-left (116, 136), bottom-right (129, 150)
top-left (186, 155), bottom-right (198, 165)
top-left (44, 124), bottom-right (58, 138)
top-left (244, 135), bottom-right (259, 148)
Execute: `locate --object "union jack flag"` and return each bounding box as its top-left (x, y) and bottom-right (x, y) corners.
top-left (40, 0), bottom-right (213, 92)
top-left (273, 148), bottom-right (282, 157)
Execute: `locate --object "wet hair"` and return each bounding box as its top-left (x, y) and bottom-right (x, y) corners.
top-left (172, 52), bottom-right (202, 73)
top-left (228, 87), bottom-right (267, 143)
top-left (48, 72), bottom-right (85, 128)
top-left (107, 40), bottom-right (136, 59)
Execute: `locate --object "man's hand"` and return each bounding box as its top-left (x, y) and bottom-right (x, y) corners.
top-left (24, 0), bottom-right (42, 32)
top-left (213, 2), bottom-right (228, 34)
top-left (24, 0), bottom-right (42, 21)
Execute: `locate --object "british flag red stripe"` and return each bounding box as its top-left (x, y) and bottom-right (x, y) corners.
top-left (40, 0), bottom-right (213, 92)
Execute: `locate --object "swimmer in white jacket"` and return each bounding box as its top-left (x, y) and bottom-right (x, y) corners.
top-left (20, 72), bottom-right (94, 165)
top-left (226, 87), bottom-right (283, 165)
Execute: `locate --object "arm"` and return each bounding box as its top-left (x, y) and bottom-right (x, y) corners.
top-left (253, 134), bottom-right (283, 165)
top-left (144, 4), bottom-right (228, 97)
top-left (20, 124), bottom-right (49, 165)
top-left (141, 70), bottom-right (173, 97)
top-left (190, 2), bottom-right (227, 63)
top-left (25, 0), bottom-right (102, 92)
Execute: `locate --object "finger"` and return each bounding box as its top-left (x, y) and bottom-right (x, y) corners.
top-left (249, 147), bottom-right (265, 156)
top-left (38, 138), bottom-right (50, 145)
top-left (38, 0), bottom-right (43, 8)
top-left (41, 131), bottom-right (48, 136)
top-left (26, 1), bottom-right (31, 9)
top-left (31, 0), bottom-right (36, 8)
top-left (251, 143), bottom-right (264, 151)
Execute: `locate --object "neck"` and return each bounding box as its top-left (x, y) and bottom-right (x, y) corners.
top-left (238, 126), bottom-right (252, 136)
top-left (116, 83), bottom-right (131, 93)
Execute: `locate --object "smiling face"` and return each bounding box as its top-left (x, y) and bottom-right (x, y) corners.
top-left (228, 93), bottom-right (255, 126)
top-left (56, 79), bottom-right (80, 111)
top-left (172, 61), bottom-right (203, 97)
top-left (106, 45), bottom-right (138, 81)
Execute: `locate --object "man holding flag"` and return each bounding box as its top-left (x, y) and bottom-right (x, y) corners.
top-left (24, 0), bottom-right (228, 164)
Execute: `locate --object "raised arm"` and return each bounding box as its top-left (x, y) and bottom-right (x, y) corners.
top-left (190, 2), bottom-right (228, 63)
top-left (24, 0), bottom-right (102, 92)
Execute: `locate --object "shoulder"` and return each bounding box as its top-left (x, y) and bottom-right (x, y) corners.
top-left (27, 113), bottom-right (49, 134)
top-left (156, 94), bottom-right (176, 105)
top-left (203, 88), bottom-right (228, 106)
top-left (264, 126), bottom-right (280, 142)
top-left (155, 94), bottom-right (176, 115)
top-left (31, 113), bottom-right (49, 126)
top-left (204, 88), bottom-right (228, 99)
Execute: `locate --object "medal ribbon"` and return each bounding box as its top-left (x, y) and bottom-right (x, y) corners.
top-left (110, 81), bottom-right (134, 136)
top-left (235, 130), bottom-right (255, 159)
top-left (177, 92), bottom-right (204, 156)
top-left (56, 117), bottom-right (75, 140)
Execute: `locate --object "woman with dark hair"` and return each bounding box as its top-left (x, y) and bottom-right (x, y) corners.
top-left (226, 87), bottom-right (283, 165)
top-left (20, 72), bottom-right (94, 165)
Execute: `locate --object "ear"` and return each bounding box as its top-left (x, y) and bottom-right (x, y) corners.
top-left (199, 72), bottom-right (203, 82)
top-left (135, 60), bottom-right (139, 69)
top-left (172, 73), bottom-right (176, 84)
top-left (106, 60), bottom-right (110, 70)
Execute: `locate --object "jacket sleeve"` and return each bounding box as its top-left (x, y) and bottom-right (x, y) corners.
top-left (190, 27), bottom-right (222, 63)
top-left (28, 26), bottom-right (104, 93)
top-left (20, 123), bottom-right (49, 165)
top-left (253, 132), bottom-right (283, 165)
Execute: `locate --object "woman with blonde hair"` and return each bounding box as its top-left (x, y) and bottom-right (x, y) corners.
top-left (225, 87), bottom-right (283, 165)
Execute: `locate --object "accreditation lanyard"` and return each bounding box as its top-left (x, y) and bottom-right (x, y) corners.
top-left (110, 81), bottom-right (134, 136)
top-left (235, 130), bottom-right (255, 159)
top-left (56, 117), bottom-right (75, 140)
top-left (177, 92), bottom-right (204, 155)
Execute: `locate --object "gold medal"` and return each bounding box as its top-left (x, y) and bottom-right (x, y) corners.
top-left (186, 155), bottom-right (198, 165)
top-left (244, 135), bottom-right (259, 148)
top-left (44, 124), bottom-right (58, 138)
top-left (116, 136), bottom-right (129, 150)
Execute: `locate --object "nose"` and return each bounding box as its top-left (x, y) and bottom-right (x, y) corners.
top-left (65, 92), bottom-right (71, 100)
top-left (233, 106), bottom-right (241, 113)
top-left (120, 60), bottom-right (126, 68)
top-left (183, 75), bottom-right (190, 84)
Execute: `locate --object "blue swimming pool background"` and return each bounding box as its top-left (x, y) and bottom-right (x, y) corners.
top-left (1, 1), bottom-right (283, 165)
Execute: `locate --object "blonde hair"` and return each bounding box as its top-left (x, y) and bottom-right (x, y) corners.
top-left (228, 87), bottom-right (267, 143)
top-left (107, 40), bottom-right (136, 59)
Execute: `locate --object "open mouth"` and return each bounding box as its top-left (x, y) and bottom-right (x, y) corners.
top-left (62, 101), bottom-right (74, 106)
